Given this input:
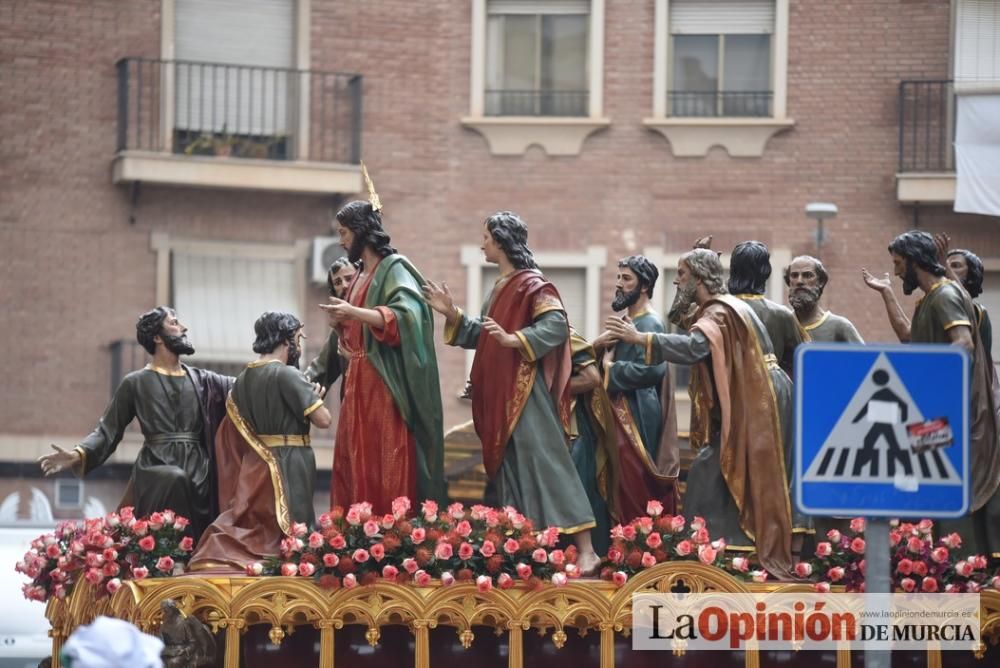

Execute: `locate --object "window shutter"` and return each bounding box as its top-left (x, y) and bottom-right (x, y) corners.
top-left (670, 0), bottom-right (775, 35)
top-left (489, 1), bottom-right (588, 15)
top-left (955, 0), bottom-right (1000, 83)
top-left (174, 0), bottom-right (294, 135)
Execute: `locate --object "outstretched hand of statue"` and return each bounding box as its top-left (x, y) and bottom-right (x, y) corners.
top-left (933, 232), bottom-right (951, 266)
top-left (861, 268), bottom-right (892, 294)
top-left (421, 280), bottom-right (459, 319)
top-left (693, 235), bottom-right (713, 249)
top-left (482, 318), bottom-right (521, 348)
top-left (38, 444), bottom-right (81, 476)
top-left (319, 297), bottom-right (355, 325)
top-left (604, 315), bottom-right (644, 346)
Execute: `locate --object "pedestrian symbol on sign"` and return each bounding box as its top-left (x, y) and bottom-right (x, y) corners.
top-left (803, 353), bottom-right (960, 490)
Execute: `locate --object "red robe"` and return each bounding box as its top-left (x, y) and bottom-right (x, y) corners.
top-left (331, 264), bottom-right (417, 514)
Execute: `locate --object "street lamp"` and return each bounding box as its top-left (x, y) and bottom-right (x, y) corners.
top-left (805, 202), bottom-right (838, 255)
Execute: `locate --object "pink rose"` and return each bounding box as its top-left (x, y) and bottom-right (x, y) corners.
top-left (751, 570), bottom-right (769, 583)
top-left (900, 577), bottom-right (916, 592)
top-left (455, 520), bottom-right (473, 538)
top-left (917, 519), bottom-right (933, 534)
top-left (138, 535), bottom-right (156, 552)
top-left (322, 553), bottom-right (340, 568)
top-left (162, 509), bottom-right (176, 525)
top-left (476, 575), bottom-right (493, 593)
top-left (132, 520), bottom-right (149, 536)
top-left (516, 563), bottom-right (532, 580)
top-left (692, 528), bottom-right (710, 545)
top-left (391, 496), bottom-right (411, 518)
top-left (690, 516), bottom-right (706, 531)
top-left (607, 548), bottom-right (623, 564)
top-left (921, 577), bottom-right (939, 593)
top-left (84, 568), bottom-right (103, 585)
top-left (814, 582), bottom-right (831, 593)
top-left (942, 533), bottom-right (962, 549)
top-left (119, 506), bottom-right (135, 523)
top-left (532, 548), bottom-right (548, 564)
top-left (549, 549), bottom-right (565, 566)
top-left (646, 500), bottom-right (664, 517)
top-left (345, 507), bottom-right (363, 526)
top-left (930, 547), bottom-right (949, 563)
top-left (309, 532), bottom-right (325, 549)
top-left (896, 558), bottom-right (913, 575)
top-left (826, 529), bottom-right (842, 544)
top-left (674, 540), bottom-right (693, 557)
top-left (179, 536), bottom-right (194, 552)
top-left (410, 528), bottom-right (426, 544)
top-left (641, 552), bottom-right (657, 568)
top-left (148, 512), bottom-right (164, 531)
top-left (105, 578), bottom-right (122, 594)
top-left (440, 571), bottom-right (455, 586)
top-left (370, 543), bottom-right (386, 562)
top-left (343, 573), bottom-right (358, 588)
top-left (670, 516), bottom-right (686, 533)
top-left (815, 542), bottom-right (832, 557)
top-left (318, 513), bottom-right (333, 529)
top-left (794, 562), bottom-right (813, 578)
top-left (827, 566), bottom-right (845, 582)
top-left (480, 540), bottom-right (496, 558)
top-left (329, 535), bottom-right (346, 550)
top-left (414, 570), bottom-right (432, 586)
top-left (421, 500), bottom-right (438, 522)
top-left (610, 525), bottom-right (625, 540)
top-left (132, 566), bottom-right (149, 580)
top-left (448, 502), bottom-right (466, 520)
top-left (850, 538), bottom-right (866, 554)
top-left (363, 520), bottom-right (380, 537)
top-left (552, 572), bottom-right (568, 587)
top-left (850, 518), bottom-right (866, 533)
top-left (913, 561), bottom-right (928, 576)
top-left (955, 561), bottom-right (974, 577)
top-left (906, 536), bottom-right (924, 554)
top-left (621, 525), bottom-right (637, 541)
top-left (971, 555), bottom-right (988, 570)
top-left (352, 548), bottom-right (370, 563)
top-left (645, 533), bottom-right (663, 550)
top-left (245, 562), bottom-right (263, 576)
top-left (402, 558), bottom-right (419, 574)
top-left (45, 544), bottom-right (61, 559)
top-left (282, 563), bottom-right (300, 578)
top-left (102, 562), bottom-right (120, 578)
top-left (381, 514), bottom-right (395, 530)
top-left (458, 542), bottom-right (475, 561)
top-left (298, 562), bottom-right (316, 577)
top-left (498, 573), bottom-right (515, 589)
top-left (291, 522), bottom-right (308, 538)
top-left (382, 565), bottom-right (399, 579)
top-left (612, 571), bottom-right (628, 587)
top-left (435, 542), bottom-right (453, 560)
top-left (698, 546), bottom-right (717, 565)
top-left (503, 538), bottom-right (520, 555)
top-left (173, 516), bottom-right (190, 531)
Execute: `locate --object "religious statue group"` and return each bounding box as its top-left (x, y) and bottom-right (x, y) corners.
top-left (38, 172), bottom-right (1000, 577)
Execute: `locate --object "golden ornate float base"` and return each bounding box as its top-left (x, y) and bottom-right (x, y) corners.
top-left (45, 563), bottom-right (1000, 667)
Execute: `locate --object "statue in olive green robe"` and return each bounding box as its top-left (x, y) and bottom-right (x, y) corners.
top-left (424, 211), bottom-right (601, 574)
top-left (305, 257), bottom-right (356, 395)
top-left (37, 307), bottom-right (231, 541)
top-left (784, 255), bottom-right (864, 344)
top-left (865, 231), bottom-right (1000, 559)
top-left (189, 311), bottom-right (332, 572)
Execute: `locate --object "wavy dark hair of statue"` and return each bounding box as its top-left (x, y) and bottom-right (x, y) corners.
top-left (727, 240), bottom-right (771, 295)
top-left (618, 255), bottom-right (659, 299)
top-left (336, 200), bottom-right (397, 258)
top-left (888, 231), bottom-right (946, 277)
top-left (948, 248), bottom-right (984, 298)
top-left (252, 311), bottom-right (302, 355)
top-left (485, 211), bottom-right (537, 271)
top-left (136, 306), bottom-right (172, 355)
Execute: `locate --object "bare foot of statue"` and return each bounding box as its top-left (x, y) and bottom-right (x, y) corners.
top-left (576, 549), bottom-right (602, 577)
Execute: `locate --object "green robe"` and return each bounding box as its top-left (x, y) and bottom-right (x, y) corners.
top-left (77, 366), bottom-right (231, 538)
top-left (360, 254), bottom-right (446, 505)
top-left (606, 310), bottom-right (668, 460)
top-left (232, 360), bottom-right (323, 527)
top-left (450, 300), bottom-right (595, 533)
top-left (737, 295), bottom-right (806, 376)
top-left (911, 280), bottom-right (1000, 557)
top-left (802, 311), bottom-right (864, 344)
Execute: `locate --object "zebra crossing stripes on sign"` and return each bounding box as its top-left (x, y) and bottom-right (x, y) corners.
top-left (795, 344), bottom-right (969, 518)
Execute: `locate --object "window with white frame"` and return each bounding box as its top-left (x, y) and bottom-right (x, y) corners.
top-left (55, 479), bottom-right (83, 509)
top-left (152, 235), bottom-right (307, 366)
top-left (954, 0), bottom-right (1000, 84)
top-left (668, 0), bottom-right (775, 117)
top-left (485, 1), bottom-right (590, 116)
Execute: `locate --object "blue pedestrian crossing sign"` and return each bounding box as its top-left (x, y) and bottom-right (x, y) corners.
top-left (795, 344), bottom-right (969, 518)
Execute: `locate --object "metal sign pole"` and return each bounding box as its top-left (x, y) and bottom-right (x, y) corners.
top-left (865, 517), bottom-right (891, 668)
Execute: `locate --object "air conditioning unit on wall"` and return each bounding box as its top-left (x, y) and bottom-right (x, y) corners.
top-left (311, 236), bottom-right (346, 285)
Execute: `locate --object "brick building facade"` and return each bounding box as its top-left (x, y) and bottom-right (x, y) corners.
top-left (2, 0), bottom-right (998, 521)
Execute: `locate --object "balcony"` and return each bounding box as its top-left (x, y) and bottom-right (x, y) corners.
top-left (483, 89), bottom-right (589, 117)
top-left (667, 90), bottom-right (773, 118)
top-left (112, 57), bottom-right (363, 195)
top-left (897, 80), bottom-right (956, 204)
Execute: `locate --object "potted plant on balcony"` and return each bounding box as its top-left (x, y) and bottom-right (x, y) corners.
top-left (183, 125), bottom-right (238, 157)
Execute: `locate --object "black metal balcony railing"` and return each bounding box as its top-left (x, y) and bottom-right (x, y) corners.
top-left (116, 57), bottom-right (362, 164)
top-left (668, 90), bottom-right (773, 118)
top-left (898, 80), bottom-right (955, 173)
top-left (484, 89), bottom-right (589, 117)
